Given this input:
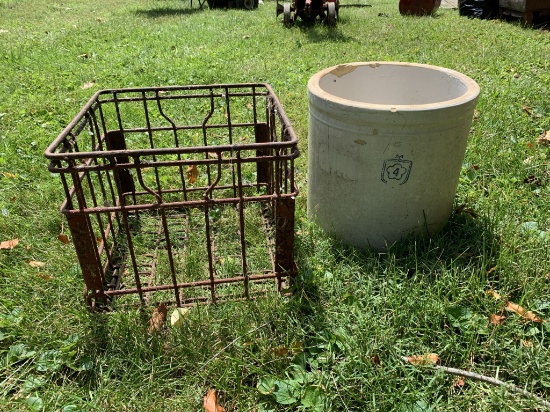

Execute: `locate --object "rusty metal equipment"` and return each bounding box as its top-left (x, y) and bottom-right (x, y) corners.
top-left (277, 0), bottom-right (339, 25)
top-left (207, 0), bottom-right (259, 9)
top-left (45, 84), bottom-right (299, 311)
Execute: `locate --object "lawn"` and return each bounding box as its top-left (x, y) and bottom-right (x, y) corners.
top-left (0, 0), bottom-right (549, 410)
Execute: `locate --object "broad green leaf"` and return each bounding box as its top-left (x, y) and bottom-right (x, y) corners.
top-left (7, 343), bottom-right (36, 362)
top-left (273, 380), bottom-right (299, 405)
top-left (257, 376), bottom-right (276, 395)
top-left (62, 405), bottom-right (84, 412)
top-left (291, 352), bottom-right (308, 371)
top-left (77, 356), bottom-right (93, 371)
top-left (22, 377), bottom-right (45, 395)
top-left (60, 334), bottom-right (79, 352)
top-left (301, 385), bottom-right (326, 410)
top-left (447, 305), bottom-right (473, 320)
top-left (400, 399), bottom-right (434, 412)
top-left (520, 221), bottom-right (539, 231)
top-left (25, 396), bottom-right (43, 412)
top-left (37, 350), bottom-right (62, 372)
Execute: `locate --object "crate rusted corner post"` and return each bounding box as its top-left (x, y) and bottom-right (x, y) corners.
top-left (104, 130), bottom-right (135, 199)
top-left (66, 212), bottom-right (105, 293)
top-left (255, 122), bottom-right (272, 193)
top-left (274, 195), bottom-right (296, 290)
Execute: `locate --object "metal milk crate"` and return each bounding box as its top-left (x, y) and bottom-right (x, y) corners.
top-left (45, 84), bottom-right (299, 311)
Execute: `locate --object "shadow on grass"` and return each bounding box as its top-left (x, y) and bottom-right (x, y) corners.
top-left (316, 207), bottom-right (501, 287)
top-left (134, 6), bottom-right (205, 18)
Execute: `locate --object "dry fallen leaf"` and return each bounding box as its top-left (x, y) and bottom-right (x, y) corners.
top-left (170, 307), bottom-right (189, 328)
top-left (505, 301), bottom-right (542, 323)
top-left (489, 314), bottom-right (506, 325)
top-left (536, 131), bottom-right (550, 146)
top-left (81, 81), bottom-right (95, 90)
top-left (273, 346), bottom-right (289, 357)
top-left (290, 341), bottom-right (303, 353)
top-left (371, 354), bottom-right (381, 366)
top-left (453, 377), bottom-right (466, 387)
top-left (36, 273), bottom-right (53, 281)
top-left (203, 389), bottom-right (225, 412)
top-left (186, 164), bottom-right (198, 184)
top-left (58, 234), bottom-right (70, 244)
top-left (522, 340), bottom-right (534, 348)
top-left (29, 261), bottom-right (45, 268)
top-left (455, 204), bottom-right (478, 219)
top-left (523, 156), bottom-right (535, 165)
top-left (487, 289), bottom-right (502, 300)
top-left (487, 290), bottom-right (542, 323)
top-left (406, 353), bottom-right (439, 366)
top-left (486, 266), bottom-right (497, 275)
top-left (148, 303), bottom-right (167, 334)
top-left (0, 238), bottom-right (19, 249)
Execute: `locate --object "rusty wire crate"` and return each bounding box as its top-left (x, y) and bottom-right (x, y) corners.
top-left (45, 84), bottom-right (299, 311)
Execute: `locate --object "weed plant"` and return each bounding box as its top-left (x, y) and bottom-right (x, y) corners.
top-left (1, 0), bottom-right (549, 410)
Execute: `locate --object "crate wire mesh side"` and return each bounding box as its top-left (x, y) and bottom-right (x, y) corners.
top-left (45, 84), bottom-right (299, 311)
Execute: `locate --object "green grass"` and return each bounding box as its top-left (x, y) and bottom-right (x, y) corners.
top-left (1, 0), bottom-right (550, 410)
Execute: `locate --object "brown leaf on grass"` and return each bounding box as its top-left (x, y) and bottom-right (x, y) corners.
top-left (148, 303), bottom-right (167, 334)
top-left (273, 346), bottom-right (289, 357)
top-left (36, 273), bottom-right (53, 281)
top-left (203, 389), bottom-right (225, 412)
top-left (473, 109), bottom-right (480, 120)
top-left (453, 377), bottom-right (466, 387)
top-left (536, 131), bottom-right (550, 146)
top-left (0, 238), bottom-right (19, 249)
top-left (522, 105), bottom-right (533, 116)
top-left (371, 354), bottom-right (381, 366)
top-left (186, 164), bottom-right (198, 184)
top-left (486, 266), bottom-right (497, 275)
top-left (505, 301), bottom-right (542, 323)
top-left (58, 234), bottom-right (70, 244)
top-left (489, 314), bottom-right (506, 325)
top-left (290, 341), bottom-right (303, 353)
top-left (2, 172), bottom-right (17, 179)
top-left (487, 289), bottom-right (502, 300)
top-left (488, 290), bottom-right (543, 323)
top-left (81, 82), bottom-right (95, 90)
top-left (455, 204), bottom-right (478, 219)
top-left (522, 340), bottom-right (534, 348)
top-left (29, 261), bottom-right (45, 268)
top-left (406, 353), bottom-right (439, 366)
